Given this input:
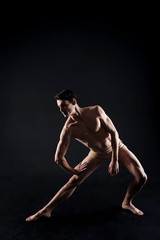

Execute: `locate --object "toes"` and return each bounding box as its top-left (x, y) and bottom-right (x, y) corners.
top-left (137, 210), bottom-right (144, 216)
top-left (25, 211), bottom-right (50, 222)
top-left (25, 214), bottom-right (36, 222)
top-left (134, 207), bottom-right (144, 216)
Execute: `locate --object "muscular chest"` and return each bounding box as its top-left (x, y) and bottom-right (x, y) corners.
top-left (83, 117), bottom-right (101, 133)
top-left (73, 117), bottom-right (101, 140)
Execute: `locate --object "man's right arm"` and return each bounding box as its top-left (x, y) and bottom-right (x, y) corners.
top-left (54, 126), bottom-right (79, 175)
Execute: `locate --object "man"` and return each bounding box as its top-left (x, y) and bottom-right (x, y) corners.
top-left (26, 89), bottom-right (147, 221)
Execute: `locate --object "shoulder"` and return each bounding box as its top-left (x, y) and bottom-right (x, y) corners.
top-left (89, 105), bottom-right (106, 116)
top-left (91, 105), bottom-right (109, 119)
top-left (82, 105), bottom-right (103, 113)
top-left (81, 105), bottom-right (107, 118)
top-left (87, 105), bottom-right (102, 111)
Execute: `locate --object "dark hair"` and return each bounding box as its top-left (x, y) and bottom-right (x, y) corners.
top-left (54, 89), bottom-right (77, 102)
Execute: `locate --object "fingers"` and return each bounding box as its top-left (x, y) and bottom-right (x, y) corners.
top-left (108, 168), bottom-right (119, 176)
top-left (79, 162), bottom-right (88, 171)
top-left (111, 170), bottom-right (119, 176)
top-left (78, 162), bottom-right (88, 172)
top-left (108, 161), bottom-right (119, 176)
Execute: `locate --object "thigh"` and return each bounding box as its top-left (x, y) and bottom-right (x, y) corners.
top-left (118, 146), bottom-right (146, 179)
top-left (72, 153), bottom-right (105, 185)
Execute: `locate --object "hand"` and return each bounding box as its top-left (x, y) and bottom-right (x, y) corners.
top-left (108, 161), bottom-right (119, 176)
top-left (74, 161), bottom-right (88, 175)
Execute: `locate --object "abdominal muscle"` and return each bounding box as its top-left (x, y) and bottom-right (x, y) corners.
top-left (75, 132), bottom-right (112, 153)
top-left (70, 117), bottom-right (113, 153)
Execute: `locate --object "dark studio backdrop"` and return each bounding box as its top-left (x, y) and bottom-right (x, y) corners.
top-left (0, 7), bottom-right (160, 240)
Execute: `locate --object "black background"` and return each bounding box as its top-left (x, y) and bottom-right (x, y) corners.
top-left (0, 5), bottom-right (160, 240)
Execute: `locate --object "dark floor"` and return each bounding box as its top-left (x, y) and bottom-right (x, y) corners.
top-left (1, 170), bottom-right (160, 240)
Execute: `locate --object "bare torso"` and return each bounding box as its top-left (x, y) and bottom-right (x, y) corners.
top-left (64, 105), bottom-right (112, 152)
top-left (25, 100), bottom-right (147, 222)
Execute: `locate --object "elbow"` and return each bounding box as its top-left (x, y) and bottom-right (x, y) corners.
top-left (54, 157), bottom-right (59, 164)
top-left (54, 156), bottom-right (60, 164)
top-left (54, 155), bottom-right (63, 164)
top-left (54, 152), bottom-right (59, 163)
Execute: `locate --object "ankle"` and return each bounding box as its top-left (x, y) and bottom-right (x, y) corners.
top-left (122, 200), bottom-right (132, 206)
top-left (42, 207), bottom-right (52, 213)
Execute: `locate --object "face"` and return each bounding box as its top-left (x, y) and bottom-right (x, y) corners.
top-left (57, 99), bottom-right (76, 117)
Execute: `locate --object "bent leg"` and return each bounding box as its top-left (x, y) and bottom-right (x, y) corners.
top-left (118, 146), bottom-right (147, 216)
top-left (26, 154), bottom-right (105, 221)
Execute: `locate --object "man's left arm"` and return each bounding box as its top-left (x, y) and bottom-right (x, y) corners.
top-left (96, 105), bottom-right (120, 176)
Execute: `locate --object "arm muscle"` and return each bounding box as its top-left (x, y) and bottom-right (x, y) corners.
top-left (54, 126), bottom-right (77, 175)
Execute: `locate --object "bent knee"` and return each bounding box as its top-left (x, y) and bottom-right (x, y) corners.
top-left (136, 172), bottom-right (148, 185)
top-left (68, 175), bottom-right (81, 188)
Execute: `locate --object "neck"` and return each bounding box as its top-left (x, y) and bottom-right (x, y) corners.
top-left (70, 105), bottom-right (82, 121)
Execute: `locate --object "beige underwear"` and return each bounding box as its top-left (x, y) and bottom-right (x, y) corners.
top-left (88, 140), bottom-right (126, 160)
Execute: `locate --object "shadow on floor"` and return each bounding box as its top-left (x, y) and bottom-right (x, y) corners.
top-left (26, 205), bottom-right (122, 227)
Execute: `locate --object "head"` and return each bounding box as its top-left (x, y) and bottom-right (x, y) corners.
top-left (54, 89), bottom-right (77, 117)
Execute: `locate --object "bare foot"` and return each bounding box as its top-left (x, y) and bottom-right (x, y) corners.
top-left (122, 202), bottom-right (144, 216)
top-left (26, 209), bottom-right (51, 222)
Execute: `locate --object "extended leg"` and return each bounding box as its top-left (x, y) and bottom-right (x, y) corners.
top-left (26, 155), bottom-right (104, 221)
top-left (119, 146), bottom-right (147, 216)
top-left (25, 181), bottom-right (78, 222)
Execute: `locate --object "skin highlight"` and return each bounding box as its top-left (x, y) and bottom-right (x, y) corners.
top-left (26, 98), bottom-right (147, 221)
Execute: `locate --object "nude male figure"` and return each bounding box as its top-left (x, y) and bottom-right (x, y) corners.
top-left (26, 89), bottom-right (147, 221)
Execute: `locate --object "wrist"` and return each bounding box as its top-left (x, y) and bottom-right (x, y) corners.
top-left (112, 158), bottom-right (118, 163)
top-left (72, 168), bottom-right (79, 175)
